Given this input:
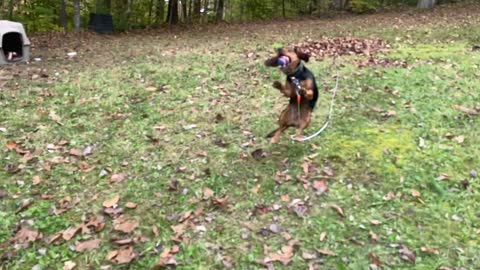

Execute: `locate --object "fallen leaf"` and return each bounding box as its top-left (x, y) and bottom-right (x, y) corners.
top-left (16, 198), bottom-right (34, 213)
top-left (112, 237), bottom-right (133, 245)
top-left (411, 189), bottom-right (421, 197)
top-left (369, 231), bottom-right (378, 242)
top-left (330, 204), bottom-right (345, 217)
top-left (452, 104), bottom-right (480, 115)
top-left (266, 245), bottom-right (294, 265)
top-left (313, 180), bottom-right (328, 195)
top-left (399, 245), bottom-right (416, 264)
top-left (125, 202), bottom-right (137, 209)
top-left (75, 239), bottom-right (100, 252)
top-left (319, 232), bottom-right (327, 242)
top-left (203, 187), bottom-right (214, 200)
top-left (63, 261), bottom-right (76, 270)
top-left (145, 86), bottom-right (158, 91)
top-left (103, 195), bottom-right (120, 208)
top-left (62, 226), bottom-right (81, 240)
top-left (454, 136), bottom-right (465, 144)
top-left (115, 246), bottom-right (136, 264)
top-left (302, 252), bottom-right (317, 260)
top-left (437, 173), bottom-right (450, 181)
top-left (5, 141), bottom-right (17, 150)
top-left (13, 227), bottom-right (42, 245)
top-left (383, 192), bottom-right (395, 200)
top-left (152, 226), bottom-right (159, 237)
top-left (106, 250), bottom-right (119, 261)
top-left (113, 216), bottom-right (139, 234)
top-left (32, 176), bottom-right (42, 185)
top-left (69, 149), bottom-right (83, 157)
top-left (110, 173), bottom-right (127, 184)
top-left (371, 220), bottom-right (382, 225)
top-left (318, 246), bottom-right (337, 256)
top-left (155, 247), bottom-right (177, 268)
top-left (368, 252), bottom-right (382, 266)
top-left (421, 246), bottom-right (440, 255)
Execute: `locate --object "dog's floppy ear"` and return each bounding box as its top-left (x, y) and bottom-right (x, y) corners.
top-left (294, 47), bottom-right (310, 63)
top-left (264, 56), bottom-right (279, 67)
top-left (264, 48), bottom-right (284, 67)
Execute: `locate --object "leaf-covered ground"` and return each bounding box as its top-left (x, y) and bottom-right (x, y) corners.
top-left (1, 3), bottom-right (480, 270)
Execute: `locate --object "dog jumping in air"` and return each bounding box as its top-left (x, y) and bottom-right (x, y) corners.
top-left (265, 47), bottom-right (319, 143)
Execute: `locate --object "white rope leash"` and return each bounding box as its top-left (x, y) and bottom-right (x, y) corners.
top-left (290, 73), bottom-right (340, 142)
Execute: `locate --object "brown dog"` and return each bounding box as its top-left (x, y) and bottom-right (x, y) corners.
top-left (265, 48), bottom-right (319, 143)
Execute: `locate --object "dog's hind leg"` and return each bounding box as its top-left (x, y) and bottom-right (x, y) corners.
top-left (271, 125), bottom-right (288, 144)
top-left (295, 111), bottom-right (312, 142)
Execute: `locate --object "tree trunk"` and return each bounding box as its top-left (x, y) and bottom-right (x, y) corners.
top-left (332, 0), bottom-right (345, 10)
top-left (282, 0), bottom-right (286, 18)
top-left (59, 0), bottom-right (67, 32)
top-left (155, 0), bottom-right (165, 25)
top-left (8, 0), bottom-right (15, 20)
top-left (167, 0), bottom-right (179, 24)
top-left (203, 0), bottom-right (209, 23)
top-left (216, 0), bottom-right (224, 22)
top-left (193, 0), bottom-right (201, 21)
top-left (74, 0), bottom-right (80, 32)
top-left (149, 0), bottom-right (154, 25)
top-left (417, 0), bottom-right (435, 9)
top-left (181, 0), bottom-right (188, 22)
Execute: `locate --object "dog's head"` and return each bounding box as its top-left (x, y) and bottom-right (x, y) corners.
top-left (264, 47), bottom-right (310, 75)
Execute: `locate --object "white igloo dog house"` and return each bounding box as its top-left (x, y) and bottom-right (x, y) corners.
top-left (0, 20), bottom-right (31, 65)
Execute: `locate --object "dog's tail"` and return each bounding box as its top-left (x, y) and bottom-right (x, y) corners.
top-left (265, 128), bottom-right (279, 138)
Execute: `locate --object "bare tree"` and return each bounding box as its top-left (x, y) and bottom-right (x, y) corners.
top-left (216, 0), bottom-right (224, 21)
top-left (59, 0), bottom-right (67, 32)
top-left (417, 0), bottom-right (435, 9)
top-left (74, 0), bottom-right (80, 32)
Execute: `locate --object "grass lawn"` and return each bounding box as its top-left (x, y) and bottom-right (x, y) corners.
top-left (1, 3), bottom-right (480, 270)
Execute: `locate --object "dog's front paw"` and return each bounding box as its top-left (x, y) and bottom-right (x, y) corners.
top-left (272, 81), bottom-right (283, 90)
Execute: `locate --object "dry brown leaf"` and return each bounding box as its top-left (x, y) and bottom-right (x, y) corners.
top-left (69, 149), bottom-right (83, 157)
top-left (63, 261), bottom-right (76, 270)
top-left (115, 246), bottom-right (136, 264)
top-left (371, 220), bottom-right (382, 225)
top-left (106, 250), bottom-right (119, 261)
top-left (75, 239), bottom-right (100, 252)
top-left (399, 245), bottom-right (416, 264)
top-left (13, 227), bottom-right (42, 244)
top-left (411, 189), bottom-right (421, 198)
top-left (452, 104), bottom-right (480, 115)
top-left (62, 226), bottom-right (81, 240)
top-left (103, 195), bottom-right (120, 208)
top-left (152, 226), bottom-right (159, 237)
top-left (110, 173), bottom-right (128, 184)
top-left (125, 202), bottom-right (137, 209)
top-left (319, 232), bottom-right (327, 242)
top-left (330, 204), bottom-right (345, 217)
top-left (32, 175), bottom-right (42, 185)
top-left (202, 187), bottom-right (214, 200)
top-left (5, 141), bottom-right (17, 150)
top-left (313, 180), bottom-right (328, 195)
top-left (421, 246), bottom-right (440, 255)
top-left (113, 216), bottom-right (139, 234)
top-left (318, 246), bottom-right (337, 256)
top-left (368, 252), bottom-right (382, 266)
top-left (266, 245), bottom-right (294, 265)
top-left (302, 252), bottom-right (317, 260)
top-left (155, 247), bottom-right (177, 268)
top-left (251, 185), bottom-right (260, 194)
top-left (16, 198), bottom-right (34, 213)
top-left (369, 231), bottom-right (378, 242)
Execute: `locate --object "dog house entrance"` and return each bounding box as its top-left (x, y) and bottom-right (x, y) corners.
top-left (2, 32), bottom-right (23, 61)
